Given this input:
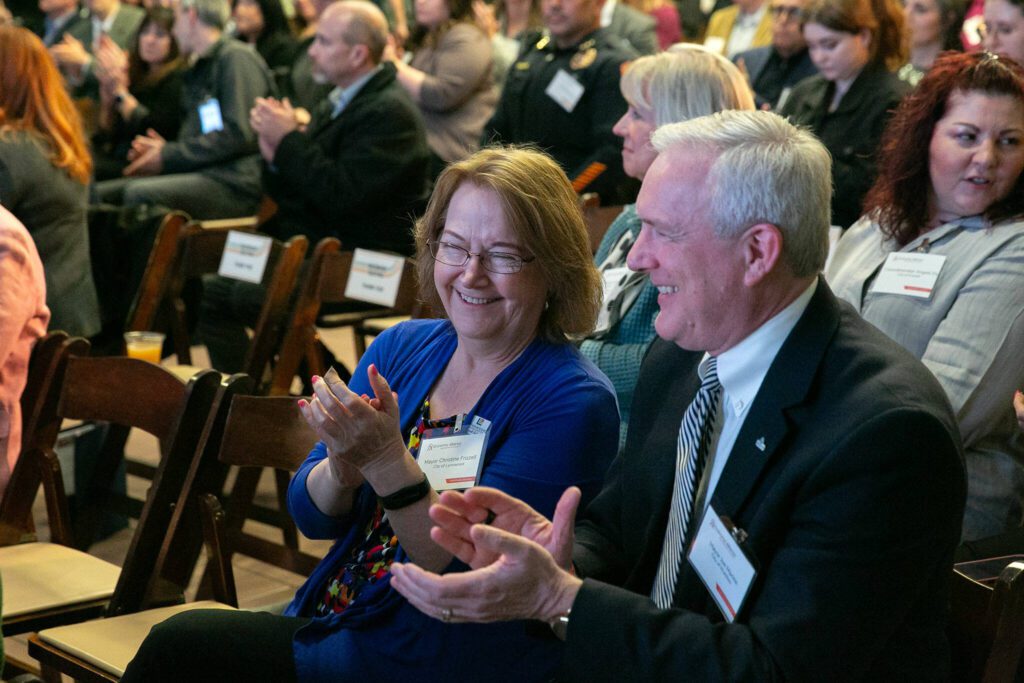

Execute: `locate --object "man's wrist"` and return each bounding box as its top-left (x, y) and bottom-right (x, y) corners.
top-left (547, 573), bottom-right (582, 641)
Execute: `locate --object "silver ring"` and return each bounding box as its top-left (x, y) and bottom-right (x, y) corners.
top-left (441, 607), bottom-right (453, 623)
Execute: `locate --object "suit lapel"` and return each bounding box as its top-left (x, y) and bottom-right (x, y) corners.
top-left (710, 279), bottom-right (841, 521)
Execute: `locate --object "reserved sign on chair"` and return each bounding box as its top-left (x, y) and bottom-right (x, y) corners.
top-left (345, 249), bottom-right (403, 307)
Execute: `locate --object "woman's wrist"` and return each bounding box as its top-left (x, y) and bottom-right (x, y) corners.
top-left (359, 441), bottom-right (424, 497)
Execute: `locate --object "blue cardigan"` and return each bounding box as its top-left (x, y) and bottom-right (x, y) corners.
top-left (285, 319), bottom-right (619, 681)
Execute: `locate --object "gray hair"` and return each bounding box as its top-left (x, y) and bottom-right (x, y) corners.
top-left (651, 110), bottom-right (831, 277)
top-left (180, 0), bottom-right (230, 29)
top-left (620, 45), bottom-right (755, 127)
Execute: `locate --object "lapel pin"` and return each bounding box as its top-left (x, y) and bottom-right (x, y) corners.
top-left (755, 437), bottom-right (766, 452)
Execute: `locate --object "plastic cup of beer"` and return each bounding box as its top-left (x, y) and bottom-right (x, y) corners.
top-left (124, 331), bottom-right (165, 364)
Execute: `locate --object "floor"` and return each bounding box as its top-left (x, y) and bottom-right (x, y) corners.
top-left (3, 327), bottom-right (363, 680)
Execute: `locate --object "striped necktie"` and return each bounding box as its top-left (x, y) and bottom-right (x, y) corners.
top-left (651, 356), bottom-right (722, 609)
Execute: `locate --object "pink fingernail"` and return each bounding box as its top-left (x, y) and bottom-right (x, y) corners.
top-left (297, 399), bottom-right (308, 407)
top-left (312, 375), bottom-right (321, 384)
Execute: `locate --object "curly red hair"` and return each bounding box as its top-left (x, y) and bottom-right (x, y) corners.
top-left (864, 52), bottom-right (1024, 246)
top-left (0, 26), bottom-right (92, 183)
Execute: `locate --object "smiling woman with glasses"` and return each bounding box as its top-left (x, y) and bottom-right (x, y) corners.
top-left (123, 144), bottom-right (619, 682)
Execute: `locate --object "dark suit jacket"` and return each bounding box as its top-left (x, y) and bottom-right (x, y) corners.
top-left (607, 3), bottom-right (659, 55)
top-left (265, 63), bottom-right (431, 255)
top-left (34, 7), bottom-right (89, 46)
top-left (66, 3), bottom-right (145, 99)
top-left (780, 64), bottom-right (909, 229)
top-left (564, 280), bottom-right (966, 681)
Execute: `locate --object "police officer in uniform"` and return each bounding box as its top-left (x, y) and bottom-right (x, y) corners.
top-left (483, 0), bottom-right (638, 205)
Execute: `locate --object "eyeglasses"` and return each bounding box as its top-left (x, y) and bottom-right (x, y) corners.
top-left (427, 240), bottom-right (535, 274)
top-left (770, 5), bottom-right (806, 20)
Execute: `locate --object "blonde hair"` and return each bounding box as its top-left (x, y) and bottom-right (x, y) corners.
top-left (415, 146), bottom-right (601, 343)
top-left (621, 45), bottom-right (755, 127)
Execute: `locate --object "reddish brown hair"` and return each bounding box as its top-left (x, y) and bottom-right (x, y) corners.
top-left (864, 52), bottom-right (1024, 246)
top-left (0, 26), bottom-right (92, 183)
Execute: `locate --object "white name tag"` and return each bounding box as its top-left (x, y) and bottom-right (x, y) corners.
top-left (344, 248), bottom-right (403, 307)
top-left (217, 230), bottom-right (272, 284)
top-left (418, 432), bottom-right (487, 490)
top-left (687, 506), bottom-right (757, 623)
top-left (872, 252), bottom-right (946, 299)
top-left (703, 36), bottom-right (726, 54)
top-left (199, 98), bottom-right (224, 134)
top-left (545, 69), bottom-right (585, 113)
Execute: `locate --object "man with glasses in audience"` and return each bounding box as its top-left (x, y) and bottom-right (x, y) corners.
top-left (734, 0), bottom-right (817, 109)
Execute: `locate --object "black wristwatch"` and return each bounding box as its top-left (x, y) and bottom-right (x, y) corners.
top-left (378, 474), bottom-right (432, 510)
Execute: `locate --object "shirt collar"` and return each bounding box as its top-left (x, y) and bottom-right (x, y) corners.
top-left (600, 0), bottom-right (616, 27)
top-left (711, 279), bottom-right (817, 417)
top-left (330, 65), bottom-right (381, 118)
top-left (93, 3), bottom-right (119, 34)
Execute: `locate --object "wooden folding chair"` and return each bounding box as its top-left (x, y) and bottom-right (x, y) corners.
top-left (0, 332), bottom-right (88, 547)
top-left (0, 357), bottom-right (223, 639)
top-left (126, 213), bottom-right (307, 384)
top-left (950, 556), bottom-right (1024, 682)
top-left (28, 395), bottom-right (319, 682)
top-left (579, 192), bottom-right (624, 255)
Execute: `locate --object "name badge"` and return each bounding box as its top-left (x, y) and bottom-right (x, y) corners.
top-left (199, 98), bottom-right (224, 134)
top-left (545, 69), bottom-right (585, 113)
top-left (417, 415), bottom-right (491, 491)
top-left (217, 230), bottom-right (272, 284)
top-left (872, 252), bottom-right (946, 299)
top-left (345, 248), bottom-right (404, 307)
top-left (687, 505), bottom-right (757, 623)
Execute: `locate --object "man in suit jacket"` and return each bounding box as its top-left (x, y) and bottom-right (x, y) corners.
top-left (34, 0), bottom-right (87, 46)
top-left (704, 0), bottom-right (771, 57)
top-left (603, 0), bottom-right (658, 54)
top-left (389, 110), bottom-right (967, 681)
top-left (734, 0), bottom-right (816, 109)
top-left (196, 0), bottom-right (431, 373)
top-left (48, 0), bottom-right (143, 91)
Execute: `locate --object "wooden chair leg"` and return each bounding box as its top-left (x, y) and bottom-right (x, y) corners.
top-left (274, 468), bottom-right (299, 550)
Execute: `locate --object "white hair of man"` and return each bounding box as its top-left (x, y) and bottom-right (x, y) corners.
top-left (180, 0), bottom-right (231, 29)
top-left (621, 45), bottom-right (756, 127)
top-left (651, 110), bottom-right (831, 277)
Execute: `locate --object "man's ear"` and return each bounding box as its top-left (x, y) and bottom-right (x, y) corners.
top-left (350, 42), bottom-right (370, 68)
top-left (741, 222), bottom-right (784, 287)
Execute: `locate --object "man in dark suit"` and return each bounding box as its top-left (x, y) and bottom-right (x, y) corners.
top-left (734, 0), bottom-right (816, 109)
top-left (389, 110), bottom-right (967, 681)
top-left (34, 0), bottom-right (87, 46)
top-left (48, 0), bottom-right (143, 91)
top-left (196, 0), bottom-right (431, 373)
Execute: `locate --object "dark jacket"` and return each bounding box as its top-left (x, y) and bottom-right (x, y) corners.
top-left (780, 64), bottom-right (909, 229)
top-left (264, 63), bottom-right (431, 255)
top-left (565, 281), bottom-right (965, 682)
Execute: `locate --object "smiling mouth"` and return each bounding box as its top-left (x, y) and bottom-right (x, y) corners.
top-left (656, 286), bottom-right (679, 294)
top-left (459, 292), bottom-right (499, 305)
top-left (965, 177), bottom-right (991, 186)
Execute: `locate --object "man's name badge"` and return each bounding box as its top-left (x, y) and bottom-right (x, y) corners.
top-left (687, 506), bottom-right (757, 623)
top-left (198, 98), bottom-right (224, 134)
top-left (872, 252), bottom-right (946, 299)
top-left (418, 416), bottom-right (491, 491)
top-left (545, 69), bottom-right (585, 113)
top-left (218, 230), bottom-right (272, 284)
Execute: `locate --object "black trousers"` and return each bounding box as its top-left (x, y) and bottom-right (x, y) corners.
top-left (121, 609), bottom-right (310, 682)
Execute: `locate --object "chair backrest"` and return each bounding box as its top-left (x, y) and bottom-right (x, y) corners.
top-left (0, 333), bottom-right (89, 544)
top-left (951, 557), bottom-right (1024, 682)
top-left (109, 371), bottom-right (255, 617)
top-left (579, 192), bottom-right (623, 255)
top-left (126, 216), bottom-right (308, 383)
top-left (199, 395), bottom-right (321, 604)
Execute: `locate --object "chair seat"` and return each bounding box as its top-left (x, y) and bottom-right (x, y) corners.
top-left (1, 542), bottom-right (120, 617)
top-left (37, 600), bottom-right (237, 677)
top-left (358, 315), bottom-right (411, 334)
